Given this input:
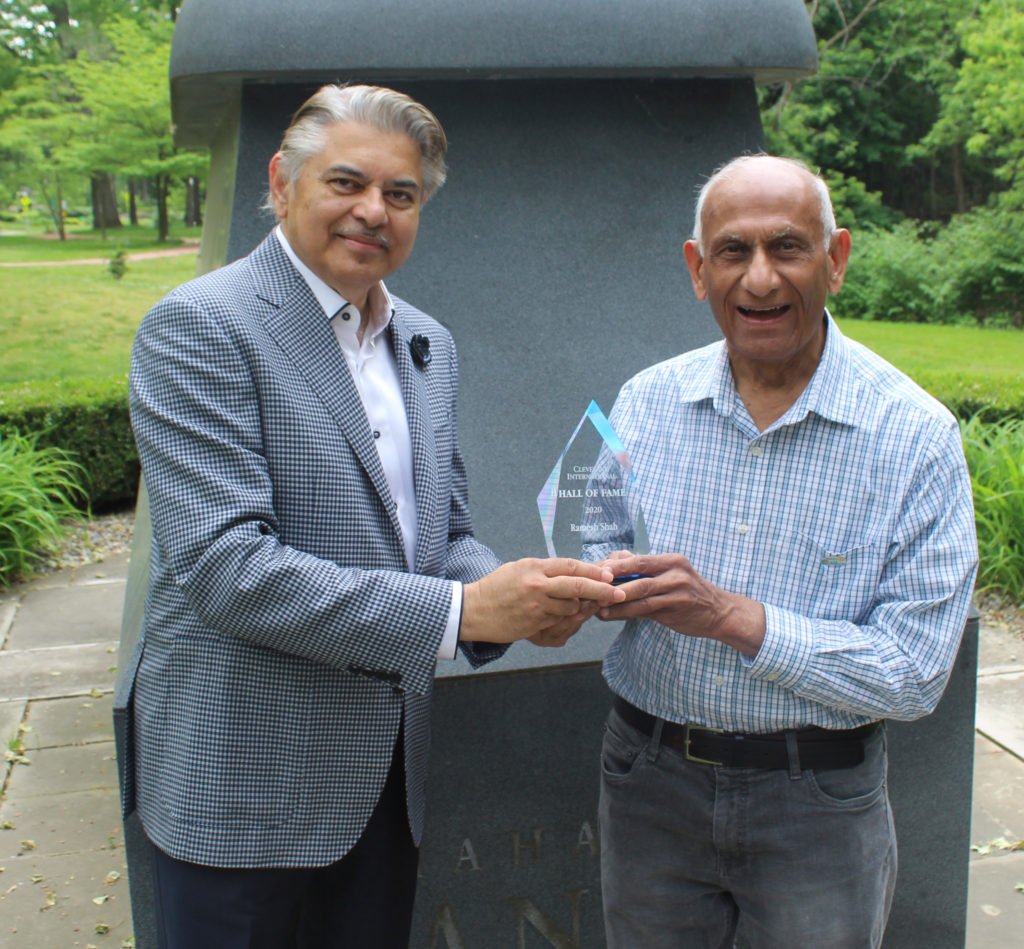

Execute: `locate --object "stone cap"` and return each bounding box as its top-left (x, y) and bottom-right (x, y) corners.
top-left (170, 0), bottom-right (816, 146)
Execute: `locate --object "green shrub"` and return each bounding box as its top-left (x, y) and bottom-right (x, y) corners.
top-left (934, 208), bottom-right (1024, 329)
top-left (108, 249), bottom-right (128, 280)
top-left (841, 209), bottom-right (1024, 328)
top-left (915, 372), bottom-right (1024, 423)
top-left (842, 221), bottom-right (941, 324)
top-left (0, 432), bottom-right (86, 586)
top-left (0, 377), bottom-right (138, 512)
top-left (961, 416), bottom-right (1024, 596)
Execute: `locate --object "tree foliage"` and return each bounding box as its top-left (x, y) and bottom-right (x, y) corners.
top-left (918, 0), bottom-right (1024, 208)
top-left (760, 0), bottom-right (985, 225)
top-left (66, 15), bottom-right (206, 240)
top-left (761, 0), bottom-right (1024, 328)
top-left (0, 3), bottom-right (202, 239)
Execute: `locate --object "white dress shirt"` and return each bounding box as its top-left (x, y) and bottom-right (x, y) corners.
top-left (275, 227), bottom-right (462, 659)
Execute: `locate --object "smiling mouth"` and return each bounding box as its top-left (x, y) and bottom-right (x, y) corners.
top-left (738, 304), bottom-right (791, 318)
top-left (337, 230), bottom-right (390, 250)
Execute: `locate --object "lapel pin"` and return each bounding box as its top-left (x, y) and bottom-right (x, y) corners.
top-left (410, 334), bottom-right (432, 367)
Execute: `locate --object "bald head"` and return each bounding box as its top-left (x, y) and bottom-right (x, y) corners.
top-left (692, 156), bottom-right (836, 255)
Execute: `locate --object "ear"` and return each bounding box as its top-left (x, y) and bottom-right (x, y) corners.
top-left (683, 239), bottom-right (708, 301)
top-left (268, 152), bottom-right (290, 219)
top-left (827, 228), bottom-right (852, 295)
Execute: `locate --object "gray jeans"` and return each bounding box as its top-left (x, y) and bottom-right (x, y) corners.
top-left (599, 706), bottom-right (896, 948)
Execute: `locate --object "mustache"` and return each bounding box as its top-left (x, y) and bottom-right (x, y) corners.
top-left (336, 229), bottom-right (391, 250)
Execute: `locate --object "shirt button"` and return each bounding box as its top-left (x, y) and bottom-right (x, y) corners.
top-left (373, 430), bottom-right (381, 439)
top-left (340, 310), bottom-right (351, 321)
top-left (737, 523), bottom-right (750, 534)
top-left (765, 672), bottom-right (779, 682)
top-left (750, 444), bottom-right (763, 457)
top-left (712, 674), bottom-right (725, 686)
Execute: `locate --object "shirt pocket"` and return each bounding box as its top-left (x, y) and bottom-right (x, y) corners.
top-left (784, 530), bottom-right (886, 622)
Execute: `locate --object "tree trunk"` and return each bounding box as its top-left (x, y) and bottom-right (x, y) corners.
top-left (56, 172), bottom-right (66, 240)
top-left (128, 179), bottom-right (139, 226)
top-left (929, 157), bottom-right (937, 220)
top-left (156, 173), bottom-right (170, 242)
top-left (91, 173), bottom-right (122, 233)
top-left (39, 177), bottom-right (65, 239)
top-left (184, 176), bottom-right (203, 227)
top-left (952, 142), bottom-right (967, 215)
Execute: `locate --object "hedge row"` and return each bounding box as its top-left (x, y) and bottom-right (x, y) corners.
top-left (1, 367), bottom-right (1022, 517)
top-left (0, 376), bottom-right (138, 512)
top-left (913, 372), bottom-right (1024, 424)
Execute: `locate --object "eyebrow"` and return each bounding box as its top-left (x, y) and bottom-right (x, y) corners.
top-left (323, 164), bottom-right (421, 192)
top-left (711, 228), bottom-right (811, 248)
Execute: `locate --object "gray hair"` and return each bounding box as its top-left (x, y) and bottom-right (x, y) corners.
top-left (266, 83), bottom-right (447, 210)
top-left (691, 154), bottom-right (836, 254)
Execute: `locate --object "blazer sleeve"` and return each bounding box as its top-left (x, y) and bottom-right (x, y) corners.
top-left (131, 286), bottom-right (461, 698)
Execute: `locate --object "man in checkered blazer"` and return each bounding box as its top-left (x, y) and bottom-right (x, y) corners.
top-left (125, 84), bottom-right (622, 949)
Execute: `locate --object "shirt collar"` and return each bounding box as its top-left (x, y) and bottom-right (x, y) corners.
top-left (680, 310), bottom-right (859, 429)
top-left (274, 225), bottom-right (394, 340)
top-left (787, 310), bottom-right (859, 428)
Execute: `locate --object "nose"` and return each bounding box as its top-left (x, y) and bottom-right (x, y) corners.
top-left (353, 188), bottom-right (387, 228)
top-left (742, 247), bottom-right (780, 297)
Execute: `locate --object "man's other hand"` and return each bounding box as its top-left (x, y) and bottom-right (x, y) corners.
top-left (598, 553), bottom-right (766, 657)
top-left (460, 558), bottom-right (624, 646)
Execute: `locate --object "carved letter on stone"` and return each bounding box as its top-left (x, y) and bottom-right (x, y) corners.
top-left (457, 837), bottom-right (481, 871)
top-left (577, 820), bottom-right (599, 857)
top-left (508, 889), bottom-right (589, 949)
top-left (512, 827), bottom-right (544, 866)
top-left (427, 904), bottom-right (467, 949)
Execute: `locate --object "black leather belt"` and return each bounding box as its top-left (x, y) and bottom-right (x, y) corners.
top-left (613, 697), bottom-right (879, 770)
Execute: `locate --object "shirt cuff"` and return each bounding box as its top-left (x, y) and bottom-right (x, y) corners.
top-left (437, 581), bottom-right (463, 661)
top-left (744, 602), bottom-right (813, 689)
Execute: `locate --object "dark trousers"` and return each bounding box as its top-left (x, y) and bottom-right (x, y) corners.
top-left (151, 746), bottom-right (419, 949)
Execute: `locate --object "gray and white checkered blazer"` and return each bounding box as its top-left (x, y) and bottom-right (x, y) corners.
top-left (124, 233), bottom-right (502, 868)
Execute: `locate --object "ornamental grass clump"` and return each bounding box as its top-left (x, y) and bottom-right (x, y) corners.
top-left (961, 416), bottom-right (1024, 596)
top-left (0, 432), bottom-right (86, 586)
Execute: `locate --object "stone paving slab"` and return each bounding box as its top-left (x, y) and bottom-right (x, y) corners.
top-left (977, 620), bottom-right (1024, 670)
top-left (16, 551), bottom-right (132, 595)
top-left (0, 595), bottom-right (18, 648)
top-left (23, 694), bottom-right (115, 750)
top-left (965, 850), bottom-right (1024, 949)
top-left (971, 734), bottom-right (1024, 845)
top-left (9, 741), bottom-right (119, 799)
top-left (6, 580), bottom-right (127, 650)
top-left (70, 555), bottom-right (132, 585)
top-left (0, 787), bottom-right (123, 861)
top-left (0, 848), bottom-right (133, 948)
top-left (976, 671), bottom-right (1024, 760)
top-left (0, 642), bottom-right (119, 702)
top-left (0, 699), bottom-right (26, 747)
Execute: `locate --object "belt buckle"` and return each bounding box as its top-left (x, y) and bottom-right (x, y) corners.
top-left (684, 724), bottom-right (725, 766)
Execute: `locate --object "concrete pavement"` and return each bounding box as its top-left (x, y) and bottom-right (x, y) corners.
top-left (1, 554), bottom-right (130, 947)
top-left (1, 552), bottom-right (1022, 947)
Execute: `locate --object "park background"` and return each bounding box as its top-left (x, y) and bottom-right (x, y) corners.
top-left (0, 0), bottom-right (1022, 945)
top-left (0, 5), bottom-right (1022, 646)
top-left (4, 0), bottom-right (1021, 602)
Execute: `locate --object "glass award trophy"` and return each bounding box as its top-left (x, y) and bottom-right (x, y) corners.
top-left (537, 400), bottom-right (649, 569)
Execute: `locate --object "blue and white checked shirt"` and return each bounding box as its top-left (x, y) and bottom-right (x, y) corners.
top-left (602, 314), bottom-right (978, 732)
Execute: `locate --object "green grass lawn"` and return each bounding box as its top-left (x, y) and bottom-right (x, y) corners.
top-left (2, 254), bottom-right (198, 382)
top-left (0, 223), bottom-right (201, 261)
top-left (1, 221), bottom-right (1022, 390)
top-left (835, 316), bottom-right (1024, 383)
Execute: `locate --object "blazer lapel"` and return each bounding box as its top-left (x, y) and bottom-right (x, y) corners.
top-left (390, 314), bottom-right (440, 575)
top-left (253, 238), bottom-right (404, 550)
